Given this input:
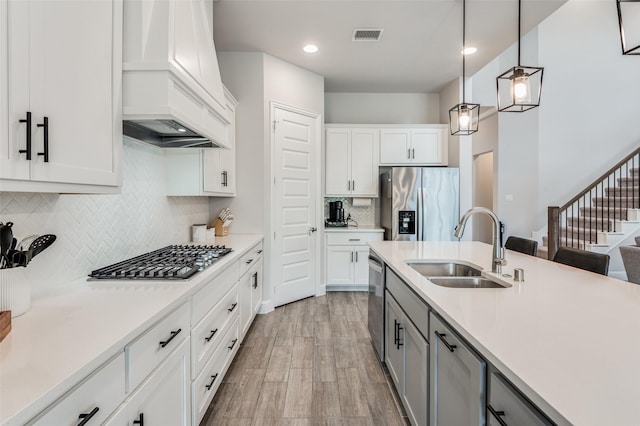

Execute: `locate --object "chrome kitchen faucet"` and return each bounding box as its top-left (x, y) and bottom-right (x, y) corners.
top-left (454, 207), bottom-right (507, 273)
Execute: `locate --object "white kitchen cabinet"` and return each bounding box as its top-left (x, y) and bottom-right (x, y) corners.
top-left (239, 244), bottom-right (263, 338)
top-left (380, 126), bottom-right (448, 166)
top-left (0, 0), bottom-right (122, 193)
top-left (325, 127), bottom-right (379, 197)
top-left (324, 231), bottom-right (383, 290)
top-left (167, 88), bottom-right (237, 197)
top-left (488, 373), bottom-right (554, 426)
top-left (430, 312), bottom-right (486, 426)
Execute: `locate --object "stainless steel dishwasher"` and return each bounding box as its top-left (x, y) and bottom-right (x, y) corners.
top-left (367, 253), bottom-right (385, 362)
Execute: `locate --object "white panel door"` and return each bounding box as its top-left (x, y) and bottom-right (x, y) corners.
top-left (411, 128), bottom-right (442, 164)
top-left (325, 128), bottom-right (350, 195)
top-left (273, 106), bottom-right (319, 306)
top-left (380, 129), bottom-right (411, 165)
top-left (350, 129), bottom-right (379, 196)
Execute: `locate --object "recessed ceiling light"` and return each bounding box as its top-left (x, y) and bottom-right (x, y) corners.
top-left (462, 47), bottom-right (478, 55)
top-left (303, 44), bottom-right (318, 53)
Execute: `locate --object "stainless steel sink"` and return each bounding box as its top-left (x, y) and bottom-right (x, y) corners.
top-left (428, 277), bottom-right (511, 289)
top-left (407, 262), bottom-right (482, 277)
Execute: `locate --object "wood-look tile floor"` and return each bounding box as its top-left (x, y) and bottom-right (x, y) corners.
top-left (201, 292), bottom-right (409, 426)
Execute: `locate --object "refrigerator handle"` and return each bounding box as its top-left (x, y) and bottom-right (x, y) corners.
top-left (417, 180), bottom-right (424, 241)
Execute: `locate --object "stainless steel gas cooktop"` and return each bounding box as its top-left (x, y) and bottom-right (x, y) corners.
top-left (88, 245), bottom-right (233, 280)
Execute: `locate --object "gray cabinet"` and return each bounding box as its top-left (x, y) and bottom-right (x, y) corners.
top-left (488, 373), bottom-right (554, 426)
top-left (430, 313), bottom-right (486, 426)
top-left (385, 290), bottom-right (429, 426)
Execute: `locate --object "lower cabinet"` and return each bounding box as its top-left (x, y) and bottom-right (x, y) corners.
top-left (430, 313), bottom-right (486, 426)
top-left (385, 291), bottom-right (429, 426)
top-left (240, 257), bottom-right (263, 338)
top-left (325, 231), bottom-right (383, 290)
top-left (488, 372), bottom-right (554, 426)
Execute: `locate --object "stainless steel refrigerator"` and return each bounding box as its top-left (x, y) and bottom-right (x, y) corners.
top-left (380, 167), bottom-right (459, 241)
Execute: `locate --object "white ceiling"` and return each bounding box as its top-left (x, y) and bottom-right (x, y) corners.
top-left (212, 0), bottom-right (566, 93)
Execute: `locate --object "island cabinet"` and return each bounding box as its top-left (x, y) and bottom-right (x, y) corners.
top-left (430, 312), bottom-right (487, 426)
top-left (385, 268), bottom-right (430, 426)
top-left (488, 372), bottom-right (554, 426)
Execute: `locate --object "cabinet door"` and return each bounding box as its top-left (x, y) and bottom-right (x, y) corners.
top-left (28, 0), bottom-right (120, 186)
top-left (353, 246), bottom-right (371, 285)
top-left (403, 318), bottom-right (429, 426)
top-left (488, 373), bottom-right (553, 426)
top-left (251, 258), bottom-right (263, 316)
top-left (385, 292), bottom-right (404, 391)
top-left (218, 99), bottom-right (236, 195)
top-left (411, 128), bottom-right (442, 165)
top-left (128, 339), bottom-right (191, 426)
top-left (325, 128), bottom-right (351, 195)
top-left (350, 129), bottom-right (379, 196)
top-left (239, 270), bottom-right (252, 338)
top-left (430, 314), bottom-right (486, 426)
top-left (203, 149), bottom-right (221, 193)
top-left (380, 129), bottom-right (411, 165)
top-left (326, 245), bottom-right (355, 286)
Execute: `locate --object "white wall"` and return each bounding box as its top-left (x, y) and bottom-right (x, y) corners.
top-left (325, 92), bottom-right (440, 124)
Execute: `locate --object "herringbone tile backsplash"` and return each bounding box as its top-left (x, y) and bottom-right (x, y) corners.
top-left (0, 139), bottom-right (210, 298)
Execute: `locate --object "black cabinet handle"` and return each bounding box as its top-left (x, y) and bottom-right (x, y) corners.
top-left (488, 405), bottom-right (508, 426)
top-left (159, 328), bottom-right (181, 348)
top-left (19, 111), bottom-right (32, 160)
top-left (257, 249), bottom-right (263, 254)
top-left (77, 407), bottom-right (99, 426)
top-left (228, 302), bottom-right (238, 312)
top-left (245, 258), bottom-right (254, 264)
top-left (397, 325), bottom-right (403, 349)
top-left (228, 338), bottom-right (238, 350)
top-left (435, 331), bottom-right (457, 352)
top-left (412, 148), bottom-right (415, 159)
top-left (133, 412), bottom-right (144, 426)
top-left (205, 373), bottom-right (219, 391)
top-left (205, 328), bottom-right (218, 342)
top-left (252, 272), bottom-right (258, 289)
top-left (393, 319), bottom-right (399, 346)
top-left (37, 116), bottom-right (49, 162)
top-left (221, 171), bottom-right (228, 187)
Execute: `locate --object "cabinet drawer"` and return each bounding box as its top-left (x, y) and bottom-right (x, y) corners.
top-left (191, 283), bottom-right (239, 376)
top-left (192, 317), bottom-right (239, 424)
top-left (240, 243), bottom-right (263, 277)
top-left (28, 353), bottom-right (125, 425)
top-left (489, 373), bottom-right (553, 426)
top-left (386, 268), bottom-right (429, 338)
top-left (325, 232), bottom-right (383, 246)
top-left (192, 262), bottom-right (239, 325)
top-left (127, 302), bottom-right (190, 392)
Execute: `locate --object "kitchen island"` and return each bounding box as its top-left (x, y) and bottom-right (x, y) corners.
top-left (369, 240), bottom-right (640, 426)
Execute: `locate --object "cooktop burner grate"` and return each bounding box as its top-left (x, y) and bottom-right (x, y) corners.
top-left (88, 245), bottom-right (233, 280)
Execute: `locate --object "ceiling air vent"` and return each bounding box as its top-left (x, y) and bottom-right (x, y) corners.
top-left (353, 29), bottom-right (383, 42)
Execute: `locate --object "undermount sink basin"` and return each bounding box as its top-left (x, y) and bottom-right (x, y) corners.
top-left (407, 261), bottom-right (482, 278)
top-left (428, 277), bottom-right (511, 289)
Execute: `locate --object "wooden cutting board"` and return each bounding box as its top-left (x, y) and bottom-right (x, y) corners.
top-left (0, 311), bottom-right (11, 342)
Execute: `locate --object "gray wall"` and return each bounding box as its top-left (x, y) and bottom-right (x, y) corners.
top-left (325, 92), bottom-right (440, 124)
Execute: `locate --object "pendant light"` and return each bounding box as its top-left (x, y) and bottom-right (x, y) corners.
top-left (449, 0), bottom-right (479, 136)
top-left (617, 0), bottom-right (640, 55)
top-left (496, 0), bottom-right (544, 112)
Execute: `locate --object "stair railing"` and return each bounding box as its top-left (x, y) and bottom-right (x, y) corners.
top-left (548, 146), bottom-right (640, 259)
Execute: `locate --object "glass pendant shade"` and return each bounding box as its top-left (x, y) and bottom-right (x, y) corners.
top-left (497, 65), bottom-right (543, 112)
top-left (618, 0), bottom-right (640, 55)
top-left (449, 102), bottom-right (480, 136)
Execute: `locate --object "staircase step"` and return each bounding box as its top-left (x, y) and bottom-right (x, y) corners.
top-left (631, 167), bottom-right (639, 177)
top-left (593, 197), bottom-right (640, 209)
top-left (566, 216), bottom-right (614, 231)
top-left (542, 236), bottom-right (588, 250)
top-left (579, 207), bottom-right (628, 220)
top-left (605, 186), bottom-right (639, 197)
top-left (618, 176), bottom-right (640, 186)
top-left (560, 227), bottom-right (599, 241)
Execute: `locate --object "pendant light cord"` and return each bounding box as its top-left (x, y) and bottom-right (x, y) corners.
top-left (462, 0), bottom-right (466, 102)
top-left (517, 0), bottom-right (521, 66)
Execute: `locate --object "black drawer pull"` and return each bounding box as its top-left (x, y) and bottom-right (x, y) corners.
top-left (252, 272), bottom-right (258, 289)
top-left (435, 331), bottom-right (457, 352)
top-left (205, 328), bottom-right (219, 342)
top-left (133, 412), bottom-right (144, 426)
top-left (396, 325), bottom-right (403, 349)
top-left (228, 302), bottom-right (238, 312)
top-left (19, 111), bottom-right (32, 160)
top-left (257, 249), bottom-right (263, 254)
top-left (159, 328), bottom-right (181, 348)
top-left (205, 373), bottom-right (219, 391)
top-left (37, 116), bottom-right (49, 162)
top-left (77, 407), bottom-right (99, 426)
top-left (245, 258), bottom-right (254, 264)
top-left (393, 319), bottom-right (399, 345)
top-left (488, 405), bottom-right (508, 426)
top-left (228, 338), bottom-right (238, 350)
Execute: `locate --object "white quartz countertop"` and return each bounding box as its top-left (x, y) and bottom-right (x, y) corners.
top-left (324, 225), bottom-right (383, 233)
top-left (0, 234), bottom-right (263, 426)
top-left (369, 240), bottom-right (640, 426)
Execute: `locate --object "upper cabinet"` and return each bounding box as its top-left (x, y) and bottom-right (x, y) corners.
top-left (0, 0), bottom-right (123, 193)
top-left (325, 127), bottom-right (379, 197)
top-left (122, 0), bottom-right (230, 149)
top-left (380, 125), bottom-right (448, 166)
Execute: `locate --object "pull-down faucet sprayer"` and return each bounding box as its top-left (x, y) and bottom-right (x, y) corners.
top-left (455, 207), bottom-right (507, 273)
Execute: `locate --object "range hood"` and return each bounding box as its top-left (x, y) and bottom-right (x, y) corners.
top-left (122, 0), bottom-right (231, 149)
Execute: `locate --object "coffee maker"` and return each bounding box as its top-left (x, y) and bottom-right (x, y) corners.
top-left (326, 201), bottom-right (347, 227)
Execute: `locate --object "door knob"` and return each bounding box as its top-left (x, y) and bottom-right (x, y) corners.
top-left (308, 226), bottom-right (318, 235)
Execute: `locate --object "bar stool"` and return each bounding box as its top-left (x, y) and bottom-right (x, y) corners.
top-left (504, 236), bottom-right (538, 257)
top-left (620, 245), bottom-right (640, 284)
top-left (552, 247), bottom-right (610, 276)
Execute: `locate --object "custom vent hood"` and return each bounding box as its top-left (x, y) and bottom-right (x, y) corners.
top-left (122, 0), bottom-right (230, 149)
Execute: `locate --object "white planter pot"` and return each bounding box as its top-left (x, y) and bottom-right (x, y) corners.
top-left (0, 267), bottom-right (31, 318)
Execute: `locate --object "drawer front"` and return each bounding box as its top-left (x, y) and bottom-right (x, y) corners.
top-left (192, 317), bottom-right (239, 424)
top-left (127, 302), bottom-right (190, 392)
top-left (489, 373), bottom-right (553, 426)
top-left (239, 242), bottom-right (263, 277)
top-left (386, 268), bottom-right (429, 338)
top-left (191, 283), bottom-right (239, 376)
top-left (28, 353), bottom-right (125, 425)
top-left (325, 232), bottom-right (383, 246)
top-left (192, 261), bottom-right (239, 324)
